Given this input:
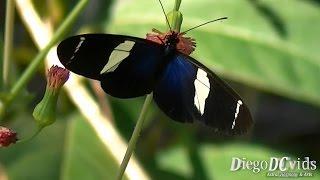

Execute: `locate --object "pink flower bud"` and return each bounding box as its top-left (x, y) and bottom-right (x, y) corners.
top-left (0, 126), bottom-right (18, 147)
top-left (47, 65), bottom-right (70, 90)
top-left (33, 65), bottom-right (69, 129)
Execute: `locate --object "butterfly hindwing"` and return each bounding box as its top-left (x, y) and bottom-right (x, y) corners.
top-left (153, 53), bottom-right (252, 134)
top-left (57, 34), bottom-right (164, 98)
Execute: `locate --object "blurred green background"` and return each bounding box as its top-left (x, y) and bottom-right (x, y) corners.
top-left (0, 0), bottom-right (319, 179)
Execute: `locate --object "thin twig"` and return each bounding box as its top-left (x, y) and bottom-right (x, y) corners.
top-left (3, 0), bottom-right (15, 89)
top-left (7, 0), bottom-right (89, 106)
top-left (16, 126), bottom-right (42, 144)
top-left (117, 93), bottom-right (153, 180)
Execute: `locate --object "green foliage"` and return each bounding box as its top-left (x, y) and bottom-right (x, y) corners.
top-left (0, 114), bottom-right (128, 180)
top-left (0, 40), bottom-right (3, 87)
top-left (157, 144), bottom-right (320, 179)
top-left (0, 114), bottom-right (66, 180)
top-left (61, 115), bottom-right (128, 180)
top-left (0, 0), bottom-right (320, 180)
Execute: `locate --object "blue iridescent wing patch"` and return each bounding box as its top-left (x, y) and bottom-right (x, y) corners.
top-left (153, 54), bottom-right (252, 134)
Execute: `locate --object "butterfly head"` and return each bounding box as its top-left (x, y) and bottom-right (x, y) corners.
top-left (146, 29), bottom-right (196, 55)
top-left (164, 31), bottom-right (180, 49)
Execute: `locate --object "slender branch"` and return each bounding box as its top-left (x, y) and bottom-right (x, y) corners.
top-left (16, 126), bottom-right (42, 144)
top-left (2, 0), bottom-right (15, 89)
top-left (6, 0), bottom-right (88, 106)
top-left (117, 93), bottom-right (153, 180)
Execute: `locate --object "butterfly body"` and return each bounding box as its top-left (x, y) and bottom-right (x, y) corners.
top-left (57, 32), bottom-right (253, 135)
top-left (152, 31), bottom-right (182, 80)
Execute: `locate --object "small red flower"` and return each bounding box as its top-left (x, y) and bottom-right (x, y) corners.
top-left (0, 126), bottom-right (18, 147)
top-left (146, 28), bottom-right (196, 55)
top-left (47, 65), bottom-right (70, 89)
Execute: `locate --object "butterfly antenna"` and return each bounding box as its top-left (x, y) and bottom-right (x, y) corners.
top-left (181, 17), bottom-right (228, 34)
top-left (158, 0), bottom-right (172, 31)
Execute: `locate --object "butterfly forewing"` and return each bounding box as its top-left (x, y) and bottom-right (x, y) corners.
top-left (57, 34), bottom-right (164, 98)
top-left (153, 53), bottom-right (252, 135)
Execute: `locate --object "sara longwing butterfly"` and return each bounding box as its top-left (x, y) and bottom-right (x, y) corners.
top-left (57, 11), bottom-right (253, 135)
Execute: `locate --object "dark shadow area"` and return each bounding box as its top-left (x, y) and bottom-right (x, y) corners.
top-left (249, 0), bottom-right (287, 38)
top-left (307, 0), bottom-right (320, 6)
top-left (78, 0), bottom-right (114, 32)
top-left (253, 93), bottom-right (320, 162)
top-left (63, 0), bottom-right (114, 33)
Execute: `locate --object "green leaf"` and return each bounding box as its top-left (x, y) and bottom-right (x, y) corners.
top-left (156, 145), bottom-right (192, 178)
top-left (108, 0), bottom-right (320, 107)
top-left (0, 115), bottom-right (66, 180)
top-left (0, 40), bottom-right (3, 87)
top-left (0, 114), bottom-right (128, 180)
top-left (110, 96), bottom-right (157, 140)
top-left (61, 115), bottom-right (128, 180)
top-left (157, 143), bottom-right (320, 179)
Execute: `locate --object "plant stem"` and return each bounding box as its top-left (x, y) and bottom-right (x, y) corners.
top-left (117, 1), bottom-right (183, 178)
top-left (116, 93), bottom-right (153, 180)
top-left (168, 0), bottom-right (183, 32)
top-left (2, 0), bottom-right (15, 90)
top-left (6, 0), bottom-right (88, 106)
top-left (174, 0), bottom-right (181, 11)
top-left (16, 126), bottom-right (43, 144)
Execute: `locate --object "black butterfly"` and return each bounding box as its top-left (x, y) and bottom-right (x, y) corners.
top-left (57, 28), bottom-right (253, 135)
